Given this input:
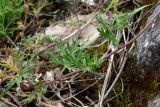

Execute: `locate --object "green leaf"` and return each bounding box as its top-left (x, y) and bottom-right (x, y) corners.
top-left (20, 94), bottom-right (35, 104)
top-left (127, 5), bottom-right (148, 18)
top-left (0, 78), bottom-right (16, 99)
top-left (50, 37), bottom-right (104, 76)
top-left (97, 27), bottom-right (118, 48)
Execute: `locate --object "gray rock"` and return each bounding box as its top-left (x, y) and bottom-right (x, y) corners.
top-left (148, 93), bottom-right (160, 107)
top-left (136, 4), bottom-right (160, 69)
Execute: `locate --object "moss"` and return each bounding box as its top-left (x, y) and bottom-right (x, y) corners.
top-left (137, 0), bottom-right (158, 29)
top-left (71, 73), bottom-right (101, 105)
top-left (119, 55), bottom-right (160, 107)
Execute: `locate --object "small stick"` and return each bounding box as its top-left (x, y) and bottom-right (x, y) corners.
top-left (98, 53), bottom-right (114, 107)
top-left (7, 92), bottom-right (22, 107)
top-left (102, 8), bottom-right (160, 60)
top-left (1, 98), bottom-right (18, 107)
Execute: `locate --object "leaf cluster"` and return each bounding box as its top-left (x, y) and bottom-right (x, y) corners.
top-left (0, 0), bottom-right (24, 37)
top-left (97, 5), bottom-right (148, 48)
top-left (50, 37), bottom-right (104, 76)
top-left (0, 49), bottom-right (45, 104)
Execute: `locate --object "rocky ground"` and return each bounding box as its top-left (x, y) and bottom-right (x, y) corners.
top-left (0, 0), bottom-right (160, 107)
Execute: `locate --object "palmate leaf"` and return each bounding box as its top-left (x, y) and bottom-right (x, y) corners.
top-left (49, 54), bottom-right (63, 65)
top-left (113, 13), bottom-right (127, 31)
top-left (96, 16), bottom-right (119, 48)
top-left (97, 27), bottom-right (118, 48)
top-left (50, 37), bottom-right (103, 76)
top-left (96, 5), bottom-right (148, 48)
top-left (96, 16), bottom-right (113, 29)
top-left (0, 52), bottom-right (35, 101)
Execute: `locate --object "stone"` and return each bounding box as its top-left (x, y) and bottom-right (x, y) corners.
top-left (136, 4), bottom-right (160, 69)
top-left (45, 24), bottom-right (68, 37)
top-left (81, 0), bottom-right (96, 6)
top-left (43, 13), bottom-right (101, 45)
top-left (148, 93), bottom-right (160, 107)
